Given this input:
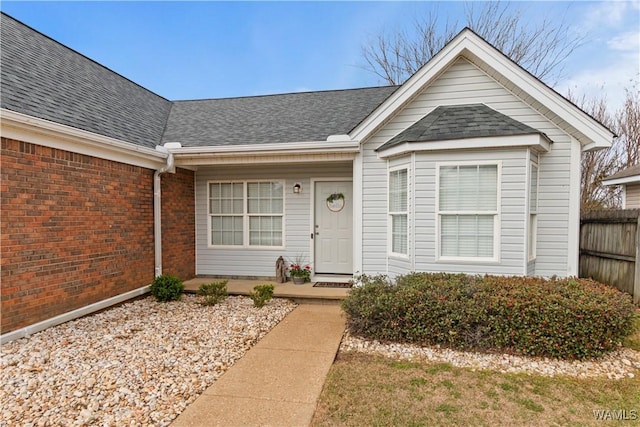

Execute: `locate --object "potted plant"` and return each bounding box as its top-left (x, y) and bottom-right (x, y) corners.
top-left (287, 257), bottom-right (312, 284)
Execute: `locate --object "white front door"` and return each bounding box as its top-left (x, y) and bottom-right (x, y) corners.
top-left (314, 181), bottom-right (353, 274)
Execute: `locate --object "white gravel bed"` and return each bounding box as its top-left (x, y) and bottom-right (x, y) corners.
top-left (340, 331), bottom-right (640, 380)
top-left (0, 295), bottom-right (296, 427)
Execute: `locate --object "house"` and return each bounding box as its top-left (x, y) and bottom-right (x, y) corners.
top-left (1, 12), bottom-right (614, 337)
top-left (602, 164), bottom-right (640, 208)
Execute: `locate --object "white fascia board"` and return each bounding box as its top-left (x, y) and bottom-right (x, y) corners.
top-left (602, 175), bottom-right (640, 186)
top-left (0, 109), bottom-right (167, 169)
top-left (350, 29), bottom-right (614, 150)
top-left (377, 134), bottom-right (549, 159)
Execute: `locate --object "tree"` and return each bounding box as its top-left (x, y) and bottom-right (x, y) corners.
top-left (361, 1), bottom-right (583, 85)
top-left (615, 87), bottom-right (640, 169)
top-left (577, 85), bottom-right (640, 209)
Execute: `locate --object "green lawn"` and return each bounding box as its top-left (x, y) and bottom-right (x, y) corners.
top-left (312, 352), bottom-right (640, 426)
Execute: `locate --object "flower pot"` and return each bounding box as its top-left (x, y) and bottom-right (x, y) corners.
top-left (292, 277), bottom-right (305, 285)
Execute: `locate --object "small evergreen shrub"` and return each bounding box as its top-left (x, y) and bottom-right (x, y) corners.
top-left (342, 273), bottom-right (636, 360)
top-left (150, 274), bottom-right (184, 302)
top-left (250, 284), bottom-right (274, 308)
top-left (197, 280), bottom-right (228, 306)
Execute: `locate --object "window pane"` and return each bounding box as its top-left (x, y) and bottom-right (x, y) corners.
top-left (247, 183), bottom-right (259, 198)
top-left (392, 214), bottom-right (407, 254)
top-left (439, 166), bottom-right (458, 210)
top-left (210, 215), bottom-right (243, 245)
top-left (530, 165), bottom-right (538, 212)
top-left (478, 165), bottom-right (498, 210)
top-left (440, 214), bottom-right (494, 258)
top-left (389, 169), bottom-right (407, 212)
top-left (233, 183), bottom-right (243, 198)
top-left (439, 165), bottom-right (497, 211)
top-left (249, 215), bottom-right (282, 246)
top-left (272, 182), bottom-right (283, 198)
top-left (248, 182), bottom-right (283, 214)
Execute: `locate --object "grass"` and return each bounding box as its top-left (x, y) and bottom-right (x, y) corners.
top-left (311, 352), bottom-right (640, 427)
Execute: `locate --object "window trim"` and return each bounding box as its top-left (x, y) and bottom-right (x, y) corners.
top-left (388, 165), bottom-right (409, 258)
top-left (207, 179), bottom-right (286, 249)
top-left (528, 161), bottom-right (539, 261)
top-left (435, 161), bottom-right (501, 263)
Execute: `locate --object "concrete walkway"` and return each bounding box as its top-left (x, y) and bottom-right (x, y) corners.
top-left (171, 304), bottom-right (346, 427)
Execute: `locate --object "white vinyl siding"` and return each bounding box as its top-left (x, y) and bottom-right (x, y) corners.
top-left (625, 183), bottom-right (640, 209)
top-left (437, 163), bottom-right (499, 261)
top-left (389, 168), bottom-right (408, 255)
top-left (361, 57), bottom-right (572, 277)
top-left (196, 162), bottom-right (352, 277)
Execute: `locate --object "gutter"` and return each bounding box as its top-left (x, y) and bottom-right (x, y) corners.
top-left (153, 144), bottom-right (177, 277)
top-left (169, 138), bottom-right (359, 156)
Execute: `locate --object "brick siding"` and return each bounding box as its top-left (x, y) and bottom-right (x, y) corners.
top-left (161, 168), bottom-right (195, 279)
top-left (1, 137), bottom-right (195, 333)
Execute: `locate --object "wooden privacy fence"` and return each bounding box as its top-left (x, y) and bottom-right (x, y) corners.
top-left (579, 209), bottom-right (640, 305)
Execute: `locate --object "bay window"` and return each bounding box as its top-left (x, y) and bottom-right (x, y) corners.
top-left (389, 168), bottom-right (408, 255)
top-left (438, 163), bottom-right (499, 260)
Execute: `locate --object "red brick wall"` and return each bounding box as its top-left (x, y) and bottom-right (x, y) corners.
top-left (161, 168), bottom-right (195, 280)
top-left (1, 138), bottom-right (195, 333)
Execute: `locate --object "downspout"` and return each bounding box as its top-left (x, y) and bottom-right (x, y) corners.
top-left (154, 145), bottom-right (175, 277)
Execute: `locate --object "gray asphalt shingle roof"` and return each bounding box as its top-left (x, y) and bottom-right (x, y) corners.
top-left (1, 13), bottom-right (397, 149)
top-left (162, 87), bottom-right (398, 147)
top-left (377, 104), bottom-right (547, 151)
top-left (1, 13), bottom-right (171, 149)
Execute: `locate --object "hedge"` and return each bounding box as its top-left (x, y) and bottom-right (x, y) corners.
top-left (342, 273), bottom-right (636, 360)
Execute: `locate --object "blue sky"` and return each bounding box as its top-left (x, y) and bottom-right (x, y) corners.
top-left (2, 1), bottom-right (639, 110)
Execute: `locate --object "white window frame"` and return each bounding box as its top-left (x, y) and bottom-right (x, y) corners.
top-left (207, 180), bottom-right (285, 249)
top-left (388, 165), bottom-right (409, 258)
top-left (528, 161), bottom-right (539, 261)
top-left (436, 161), bottom-right (501, 263)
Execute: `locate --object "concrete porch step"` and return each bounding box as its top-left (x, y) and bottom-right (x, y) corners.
top-left (183, 277), bottom-right (350, 303)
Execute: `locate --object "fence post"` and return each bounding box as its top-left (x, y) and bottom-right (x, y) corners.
top-left (635, 214), bottom-right (640, 305)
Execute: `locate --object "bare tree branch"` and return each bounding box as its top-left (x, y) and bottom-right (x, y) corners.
top-left (361, 1), bottom-right (584, 86)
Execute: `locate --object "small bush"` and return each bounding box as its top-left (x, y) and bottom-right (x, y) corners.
top-left (250, 284), bottom-right (274, 308)
top-left (197, 280), bottom-right (228, 306)
top-left (342, 273), bottom-right (636, 360)
top-left (150, 274), bottom-right (184, 302)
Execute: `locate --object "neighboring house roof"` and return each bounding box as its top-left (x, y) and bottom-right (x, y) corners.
top-left (602, 164), bottom-right (640, 186)
top-left (0, 13), bottom-right (172, 150)
top-left (162, 86), bottom-right (398, 147)
top-left (377, 104), bottom-right (548, 151)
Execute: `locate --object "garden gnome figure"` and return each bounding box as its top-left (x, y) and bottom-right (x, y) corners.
top-left (275, 256), bottom-right (286, 283)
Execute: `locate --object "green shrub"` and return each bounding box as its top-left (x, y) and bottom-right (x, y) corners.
top-left (250, 284), bottom-right (274, 308)
top-left (342, 273), bottom-right (635, 360)
top-left (197, 280), bottom-right (228, 306)
top-left (150, 274), bottom-right (184, 302)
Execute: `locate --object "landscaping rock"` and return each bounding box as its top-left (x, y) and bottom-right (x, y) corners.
top-left (0, 295), bottom-right (296, 426)
top-left (340, 330), bottom-right (640, 379)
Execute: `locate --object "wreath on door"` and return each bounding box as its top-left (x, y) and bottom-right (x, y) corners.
top-left (326, 192), bottom-right (345, 212)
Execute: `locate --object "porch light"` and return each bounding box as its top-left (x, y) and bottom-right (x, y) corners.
top-left (293, 183), bottom-right (302, 194)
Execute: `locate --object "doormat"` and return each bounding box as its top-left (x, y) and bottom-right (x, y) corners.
top-left (313, 282), bottom-right (352, 288)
